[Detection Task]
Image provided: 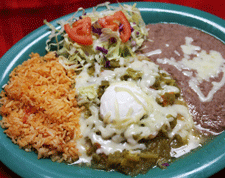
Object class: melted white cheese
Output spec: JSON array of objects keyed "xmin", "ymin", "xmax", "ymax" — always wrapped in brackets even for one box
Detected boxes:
[
  {"xmin": 157, "ymin": 37, "xmax": 225, "ymax": 102},
  {"xmin": 180, "ymin": 37, "xmax": 201, "ymax": 55},
  {"xmin": 171, "ymin": 134, "xmax": 201, "ymax": 158},
  {"xmin": 144, "ymin": 49, "xmax": 162, "ymax": 56},
  {"xmin": 74, "ymin": 56, "xmax": 197, "ymax": 164}
]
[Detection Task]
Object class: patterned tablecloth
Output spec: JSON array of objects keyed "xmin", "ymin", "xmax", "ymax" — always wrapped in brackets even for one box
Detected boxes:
[
  {"xmin": 1, "ymin": 0, "xmax": 225, "ymax": 58},
  {"xmin": 0, "ymin": 0, "xmax": 224, "ymax": 177}
]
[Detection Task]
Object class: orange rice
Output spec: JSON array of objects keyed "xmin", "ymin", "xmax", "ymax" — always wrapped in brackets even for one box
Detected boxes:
[{"xmin": 0, "ymin": 52, "xmax": 81, "ymax": 163}]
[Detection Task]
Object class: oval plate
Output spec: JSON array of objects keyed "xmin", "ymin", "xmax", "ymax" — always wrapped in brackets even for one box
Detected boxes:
[{"xmin": 0, "ymin": 2, "xmax": 225, "ymax": 178}]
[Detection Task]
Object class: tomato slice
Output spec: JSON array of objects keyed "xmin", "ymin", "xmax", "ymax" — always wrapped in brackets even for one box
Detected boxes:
[
  {"xmin": 114, "ymin": 11, "xmax": 131, "ymax": 43},
  {"xmin": 98, "ymin": 15, "xmax": 119, "ymax": 31},
  {"xmin": 98, "ymin": 11, "xmax": 131, "ymax": 43},
  {"xmin": 64, "ymin": 17, "xmax": 93, "ymax": 45}
]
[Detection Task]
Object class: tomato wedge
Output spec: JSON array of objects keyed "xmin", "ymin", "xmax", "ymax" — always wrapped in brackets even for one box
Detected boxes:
[
  {"xmin": 64, "ymin": 17, "xmax": 93, "ymax": 45},
  {"xmin": 98, "ymin": 14, "xmax": 119, "ymax": 31},
  {"xmin": 98, "ymin": 11, "xmax": 131, "ymax": 43},
  {"xmin": 114, "ymin": 11, "xmax": 131, "ymax": 43}
]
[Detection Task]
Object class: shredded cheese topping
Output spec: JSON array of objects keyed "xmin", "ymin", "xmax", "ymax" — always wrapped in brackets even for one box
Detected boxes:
[
  {"xmin": 157, "ymin": 37, "xmax": 225, "ymax": 102},
  {"xmin": 72, "ymin": 56, "xmax": 198, "ymax": 163}
]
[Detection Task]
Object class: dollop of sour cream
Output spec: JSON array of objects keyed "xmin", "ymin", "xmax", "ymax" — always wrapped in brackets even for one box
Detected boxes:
[{"xmin": 100, "ymin": 81, "xmax": 148, "ymax": 125}]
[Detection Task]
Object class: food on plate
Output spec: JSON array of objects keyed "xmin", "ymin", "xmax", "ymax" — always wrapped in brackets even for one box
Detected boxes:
[
  {"xmin": 44, "ymin": 2, "xmax": 148, "ymax": 69},
  {"xmin": 141, "ymin": 23, "xmax": 225, "ymax": 135},
  {"xmin": 0, "ymin": 2, "xmax": 225, "ymax": 177},
  {"xmin": 0, "ymin": 52, "xmax": 81, "ymax": 163},
  {"xmin": 72, "ymin": 54, "xmax": 200, "ymax": 175}
]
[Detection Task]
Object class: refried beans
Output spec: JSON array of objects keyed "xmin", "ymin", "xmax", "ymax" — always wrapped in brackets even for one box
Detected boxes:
[{"xmin": 141, "ymin": 23, "xmax": 225, "ymax": 134}]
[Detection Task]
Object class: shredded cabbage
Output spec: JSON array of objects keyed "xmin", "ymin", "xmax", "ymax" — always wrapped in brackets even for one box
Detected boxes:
[{"xmin": 44, "ymin": 2, "xmax": 148, "ymax": 69}]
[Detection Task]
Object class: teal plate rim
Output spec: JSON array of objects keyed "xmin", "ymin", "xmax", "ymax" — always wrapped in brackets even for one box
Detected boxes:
[{"xmin": 1, "ymin": 2, "xmax": 225, "ymax": 178}]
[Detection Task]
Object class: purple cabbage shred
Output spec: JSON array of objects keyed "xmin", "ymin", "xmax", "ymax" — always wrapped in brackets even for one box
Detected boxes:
[
  {"xmin": 110, "ymin": 37, "xmax": 117, "ymax": 43},
  {"xmin": 131, "ymin": 41, "xmax": 136, "ymax": 46},
  {"xmin": 119, "ymin": 24, "xmax": 124, "ymax": 32},
  {"xmin": 91, "ymin": 26, "xmax": 102, "ymax": 35},
  {"xmin": 105, "ymin": 60, "xmax": 110, "ymax": 68},
  {"xmin": 161, "ymin": 163, "xmax": 169, "ymax": 167},
  {"xmin": 130, "ymin": 26, "xmax": 134, "ymax": 32},
  {"xmin": 55, "ymin": 52, "xmax": 59, "ymax": 58},
  {"xmin": 96, "ymin": 46, "xmax": 108, "ymax": 54}
]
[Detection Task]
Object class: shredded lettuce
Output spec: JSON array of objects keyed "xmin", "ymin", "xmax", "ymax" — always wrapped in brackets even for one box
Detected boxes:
[{"xmin": 44, "ymin": 2, "xmax": 148, "ymax": 70}]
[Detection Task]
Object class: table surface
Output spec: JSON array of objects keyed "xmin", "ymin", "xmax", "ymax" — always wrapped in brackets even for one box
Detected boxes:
[
  {"xmin": 0, "ymin": 0, "xmax": 225, "ymax": 177},
  {"xmin": 1, "ymin": 0, "xmax": 225, "ymax": 58}
]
